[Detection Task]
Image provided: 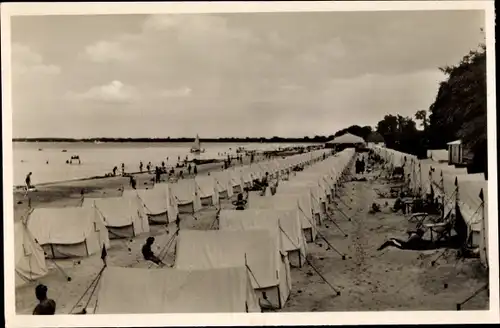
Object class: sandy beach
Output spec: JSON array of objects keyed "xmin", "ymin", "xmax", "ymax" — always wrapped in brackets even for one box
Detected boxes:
[{"xmin": 14, "ymin": 158, "xmax": 488, "ymax": 314}]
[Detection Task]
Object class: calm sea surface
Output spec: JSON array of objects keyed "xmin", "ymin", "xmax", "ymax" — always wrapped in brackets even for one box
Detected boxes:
[{"xmin": 13, "ymin": 142, "xmax": 314, "ymax": 186}]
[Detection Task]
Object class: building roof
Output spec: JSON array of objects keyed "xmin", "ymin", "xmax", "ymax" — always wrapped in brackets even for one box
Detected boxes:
[
  {"xmin": 447, "ymin": 139, "xmax": 462, "ymax": 145},
  {"xmin": 326, "ymin": 133, "xmax": 365, "ymax": 145}
]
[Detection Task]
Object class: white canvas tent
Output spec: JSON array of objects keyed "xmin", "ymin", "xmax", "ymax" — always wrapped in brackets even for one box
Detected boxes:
[
  {"xmin": 227, "ymin": 169, "xmax": 245, "ymax": 194},
  {"xmin": 195, "ymin": 175, "xmax": 220, "ymax": 207},
  {"xmin": 171, "ymin": 179, "xmax": 202, "ymax": 214},
  {"xmin": 94, "ymin": 266, "xmax": 260, "ymax": 313},
  {"xmin": 175, "ymin": 230, "xmax": 291, "ymax": 309},
  {"xmin": 83, "ymin": 195, "xmax": 150, "ymax": 239},
  {"xmin": 27, "ymin": 207, "xmax": 110, "ymax": 259},
  {"xmin": 15, "ymin": 221, "xmax": 49, "ymax": 287},
  {"xmin": 248, "ymin": 193, "xmax": 317, "ymax": 242},
  {"xmin": 427, "ymin": 149, "xmax": 449, "ymax": 163},
  {"xmin": 129, "ymin": 185, "xmax": 178, "ymax": 224},
  {"xmin": 456, "ymin": 176, "xmax": 487, "ymax": 248},
  {"xmin": 219, "ymin": 209, "xmax": 307, "ymax": 268},
  {"xmin": 211, "ymin": 171, "xmax": 234, "ymax": 199},
  {"xmin": 278, "ymin": 181, "xmax": 323, "ymax": 224}
]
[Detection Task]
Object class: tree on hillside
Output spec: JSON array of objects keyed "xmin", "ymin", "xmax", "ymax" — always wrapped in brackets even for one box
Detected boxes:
[
  {"xmin": 376, "ymin": 114, "xmax": 425, "ymax": 156},
  {"xmin": 427, "ymin": 34, "xmax": 487, "ymax": 175}
]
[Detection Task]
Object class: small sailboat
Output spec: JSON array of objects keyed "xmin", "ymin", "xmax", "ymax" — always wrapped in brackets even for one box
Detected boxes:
[{"xmin": 190, "ymin": 134, "xmax": 205, "ymax": 153}]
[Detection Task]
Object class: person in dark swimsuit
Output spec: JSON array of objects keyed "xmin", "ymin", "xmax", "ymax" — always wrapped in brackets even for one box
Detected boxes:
[
  {"xmin": 32, "ymin": 284, "xmax": 56, "ymax": 315},
  {"xmin": 377, "ymin": 229, "xmax": 425, "ymax": 251},
  {"xmin": 377, "ymin": 229, "xmax": 460, "ymax": 251},
  {"xmin": 25, "ymin": 172, "xmax": 33, "ymax": 189},
  {"xmin": 141, "ymin": 237, "xmax": 164, "ymax": 266}
]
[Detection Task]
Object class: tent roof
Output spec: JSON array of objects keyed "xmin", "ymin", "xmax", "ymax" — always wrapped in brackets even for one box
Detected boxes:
[
  {"xmin": 27, "ymin": 207, "xmax": 99, "ymax": 245},
  {"xmin": 15, "ymin": 221, "xmax": 48, "ymax": 285},
  {"xmin": 447, "ymin": 139, "xmax": 462, "ymax": 145},
  {"xmin": 83, "ymin": 196, "xmax": 143, "ymax": 228},
  {"xmin": 175, "ymin": 229, "xmax": 280, "ymax": 289},
  {"xmin": 326, "ymin": 133, "xmax": 365, "ymax": 144},
  {"xmin": 95, "ymin": 266, "xmax": 260, "ymax": 313},
  {"xmin": 427, "ymin": 149, "xmax": 449, "ymax": 162},
  {"xmin": 219, "ymin": 209, "xmax": 305, "ymax": 253}
]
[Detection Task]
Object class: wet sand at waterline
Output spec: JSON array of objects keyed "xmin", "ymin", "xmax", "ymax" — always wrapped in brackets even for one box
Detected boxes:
[{"xmin": 14, "ymin": 165, "xmax": 488, "ymax": 313}]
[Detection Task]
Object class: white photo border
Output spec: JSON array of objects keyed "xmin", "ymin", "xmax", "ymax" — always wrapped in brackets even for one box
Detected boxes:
[{"xmin": 2, "ymin": 1, "xmax": 498, "ymax": 327}]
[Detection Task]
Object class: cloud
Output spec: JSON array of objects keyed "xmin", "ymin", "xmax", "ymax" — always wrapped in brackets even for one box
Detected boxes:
[
  {"xmin": 11, "ymin": 12, "xmax": 484, "ymax": 138},
  {"xmin": 82, "ymin": 40, "xmax": 134, "ymax": 63},
  {"xmin": 12, "ymin": 43, "xmax": 61, "ymax": 76},
  {"xmin": 67, "ymin": 80, "xmax": 138, "ymax": 103},
  {"xmin": 160, "ymin": 87, "xmax": 192, "ymax": 98}
]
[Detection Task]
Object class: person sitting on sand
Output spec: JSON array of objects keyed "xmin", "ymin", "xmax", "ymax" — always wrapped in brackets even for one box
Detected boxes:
[
  {"xmin": 142, "ymin": 237, "xmax": 165, "ymax": 266},
  {"xmin": 232, "ymin": 193, "xmax": 247, "ymax": 210},
  {"xmin": 25, "ymin": 172, "xmax": 33, "ymax": 190},
  {"xmin": 32, "ymin": 284, "xmax": 56, "ymax": 315}
]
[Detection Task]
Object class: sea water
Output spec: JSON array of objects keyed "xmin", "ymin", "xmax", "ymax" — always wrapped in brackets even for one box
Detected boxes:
[{"xmin": 12, "ymin": 142, "xmax": 308, "ymax": 186}]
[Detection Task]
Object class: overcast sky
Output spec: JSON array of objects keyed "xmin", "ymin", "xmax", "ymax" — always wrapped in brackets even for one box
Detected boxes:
[{"xmin": 10, "ymin": 10, "xmax": 484, "ymax": 138}]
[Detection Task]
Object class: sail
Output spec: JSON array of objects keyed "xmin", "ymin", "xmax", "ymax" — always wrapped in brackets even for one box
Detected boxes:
[{"xmin": 192, "ymin": 135, "xmax": 201, "ymax": 151}]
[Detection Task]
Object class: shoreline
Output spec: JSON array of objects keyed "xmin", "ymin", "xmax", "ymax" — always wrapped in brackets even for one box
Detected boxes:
[{"xmin": 13, "ymin": 154, "xmax": 266, "ymax": 214}]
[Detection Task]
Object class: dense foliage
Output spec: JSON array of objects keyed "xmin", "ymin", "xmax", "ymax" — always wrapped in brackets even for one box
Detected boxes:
[{"xmin": 373, "ymin": 38, "xmax": 487, "ymax": 175}]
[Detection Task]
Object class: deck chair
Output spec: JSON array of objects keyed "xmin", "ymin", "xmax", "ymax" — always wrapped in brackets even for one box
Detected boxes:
[
  {"xmin": 408, "ymin": 212, "xmax": 430, "ymax": 229},
  {"xmin": 424, "ymin": 213, "xmax": 454, "ymax": 243}
]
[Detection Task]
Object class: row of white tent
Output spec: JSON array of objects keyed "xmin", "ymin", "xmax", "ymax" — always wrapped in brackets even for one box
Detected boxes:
[
  {"xmin": 93, "ymin": 147, "xmax": 357, "ymax": 313},
  {"xmin": 15, "ymin": 147, "xmax": 357, "ymax": 313},
  {"xmin": 13, "ymin": 152, "xmax": 326, "ymax": 274},
  {"xmin": 371, "ymin": 145, "xmax": 489, "ymax": 269}
]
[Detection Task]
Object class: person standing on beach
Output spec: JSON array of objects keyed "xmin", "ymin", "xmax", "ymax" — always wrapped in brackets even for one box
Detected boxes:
[
  {"xmin": 193, "ymin": 165, "xmax": 197, "ymax": 175},
  {"xmin": 156, "ymin": 167, "xmax": 161, "ymax": 183},
  {"xmin": 25, "ymin": 172, "xmax": 32, "ymax": 190},
  {"xmin": 113, "ymin": 166, "xmax": 117, "ymax": 176},
  {"xmin": 121, "ymin": 163, "xmax": 125, "ymax": 175},
  {"xmin": 129, "ymin": 176, "xmax": 137, "ymax": 189},
  {"xmin": 187, "ymin": 164, "xmax": 192, "ymax": 175},
  {"xmin": 140, "ymin": 161, "xmax": 143, "ymax": 172},
  {"xmin": 32, "ymin": 284, "xmax": 56, "ymax": 315}
]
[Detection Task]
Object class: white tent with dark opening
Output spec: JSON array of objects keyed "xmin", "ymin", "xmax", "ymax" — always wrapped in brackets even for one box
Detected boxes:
[
  {"xmin": 175, "ymin": 229, "xmax": 291, "ymax": 309},
  {"xmin": 195, "ymin": 175, "xmax": 220, "ymax": 207},
  {"xmin": 83, "ymin": 195, "xmax": 150, "ymax": 239},
  {"xmin": 211, "ymin": 171, "xmax": 234, "ymax": 199},
  {"xmin": 248, "ymin": 193, "xmax": 317, "ymax": 243},
  {"xmin": 171, "ymin": 179, "xmax": 202, "ymax": 214},
  {"xmin": 27, "ymin": 207, "xmax": 110, "ymax": 259},
  {"xmin": 129, "ymin": 185, "xmax": 178, "ymax": 224},
  {"xmin": 219, "ymin": 209, "xmax": 306, "ymax": 268}
]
